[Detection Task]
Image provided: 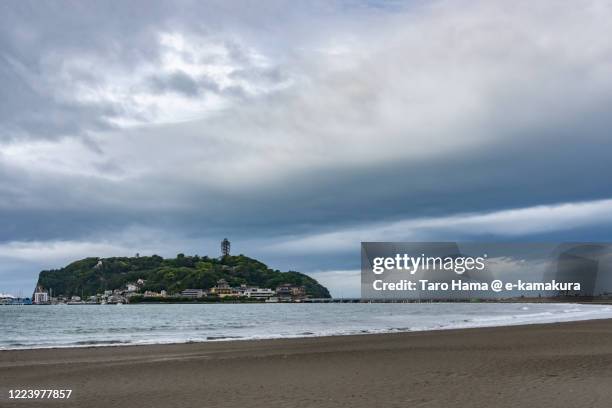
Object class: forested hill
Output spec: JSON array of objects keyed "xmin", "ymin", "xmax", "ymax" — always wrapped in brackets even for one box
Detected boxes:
[{"xmin": 35, "ymin": 254, "xmax": 331, "ymax": 298}]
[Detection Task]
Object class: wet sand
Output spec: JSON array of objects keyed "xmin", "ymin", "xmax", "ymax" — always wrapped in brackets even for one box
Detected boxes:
[{"xmin": 2, "ymin": 319, "xmax": 612, "ymax": 407}]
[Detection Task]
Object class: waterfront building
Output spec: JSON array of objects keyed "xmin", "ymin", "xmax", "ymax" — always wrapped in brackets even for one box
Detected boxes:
[
  {"xmin": 210, "ymin": 279, "xmax": 233, "ymax": 297},
  {"xmin": 33, "ymin": 286, "xmax": 49, "ymax": 304},
  {"xmin": 236, "ymin": 284, "xmax": 249, "ymax": 296},
  {"xmin": 0, "ymin": 295, "xmax": 32, "ymax": 305},
  {"xmin": 107, "ymin": 295, "xmax": 125, "ymax": 304},
  {"xmin": 0, "ymin": 293, "xmax": 15, "ymax": 305},
  {"xmin": 276, "ymin": 284, "xmax": 306, "ymax": 301},
  {"xmin": 245, "ymin": 288, "xmax": 275, "ymax": 299},
  {"xmin": 180, "ymin": 289, "xmax": 206, "ymax": 298}
]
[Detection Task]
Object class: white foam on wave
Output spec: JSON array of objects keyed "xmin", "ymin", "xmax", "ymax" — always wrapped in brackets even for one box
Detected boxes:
[{"xmin": 2, "ymin": 303, "xmax": 612, "ymax": 350}]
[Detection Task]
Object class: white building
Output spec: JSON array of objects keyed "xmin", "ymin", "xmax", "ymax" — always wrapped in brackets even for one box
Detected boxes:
[
  {"xmin": 33, "ymin": 289, "xmax": 49, "ymax": 304},
  {"xmin": 244, "ymin": 288, "xmax": 275, "ymax": 300},
  {"xmin": 0, "ymin": 293, "xmax": 15, "ymax": 305},
  {"xmin": 126, "ymin": 283, "xmax": 138, "ymax": 292}
]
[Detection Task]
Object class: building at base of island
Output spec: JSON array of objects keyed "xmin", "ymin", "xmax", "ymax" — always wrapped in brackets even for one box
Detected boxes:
[
  {"xmin": 173, "ymin": 280, "xmax": 302, "ymax": 302},
  {"xmin": 33, "ymin": 279, "xmax": 309, "ymax": 304}
]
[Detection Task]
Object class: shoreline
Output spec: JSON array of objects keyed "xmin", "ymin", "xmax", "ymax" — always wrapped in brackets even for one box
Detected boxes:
[
  {"xmin": 2, "ymin": 302, "xmax": 612, "ymax": 351},
  {"xmin": 4, "ymin": 317, "xmax": 612, "ymax": 356},
  {"xmin": 11, "ymin": 297, "xmax": 612, "ymax": 306},
  {"xmin": 3, "ymin": 310, "xmax": 612, "ymax": 352},
  {"xmin": 2, "ymin": 319, "xmax": 612, "ymax": 407}
]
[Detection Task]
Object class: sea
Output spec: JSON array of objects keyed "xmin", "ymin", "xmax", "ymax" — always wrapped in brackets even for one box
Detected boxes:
[{"xmin": 1, "ymin": 303, "xmax": 612, "ymax": 350}]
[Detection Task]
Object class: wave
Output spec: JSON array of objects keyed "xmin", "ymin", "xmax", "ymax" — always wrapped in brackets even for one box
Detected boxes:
[
  {"xmin": 206, "ymin": 335, "xmax": 243, "ymax": 341},
  {"xmin": 2, "ymin": 303, "xmax": 612, "ymax": 350},
  {"xmin": 73, "ymin": 340, "xmax": 131, "ymax": 346}
]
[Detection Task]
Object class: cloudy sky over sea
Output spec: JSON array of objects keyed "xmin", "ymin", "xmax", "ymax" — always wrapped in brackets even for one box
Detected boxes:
[{"xmin": 2, "ymin": 0, "xmax": 612, "ymax": 297}]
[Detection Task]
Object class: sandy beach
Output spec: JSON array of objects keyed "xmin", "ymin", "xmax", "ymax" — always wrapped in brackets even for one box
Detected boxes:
[{"xmin": 2, "ymin": 319, "xmax": 612, "ymax": 407}]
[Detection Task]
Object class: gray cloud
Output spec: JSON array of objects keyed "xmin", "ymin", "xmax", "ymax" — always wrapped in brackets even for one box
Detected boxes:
[
  {"xmin": 0, "ymin": 0, "xmax": 310, "ymax": 141},
  {"xmin": 2, "ymin": 0, "xmax": 612, "ymax": 296},
  {"xmin": 148, "ymin": 71, "xmax": 205, "ymax": 97}
]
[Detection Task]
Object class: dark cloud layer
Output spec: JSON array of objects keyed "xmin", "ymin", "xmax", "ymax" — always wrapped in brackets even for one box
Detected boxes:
[{"xmin": 1, "ymin": 0, "xmax": 612, "ymax": 296}]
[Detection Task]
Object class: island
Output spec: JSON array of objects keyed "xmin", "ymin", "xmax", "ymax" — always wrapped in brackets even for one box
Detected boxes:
[{"xmin": 33, "ymin": 244, "xmax": 330, "ymax": 304}]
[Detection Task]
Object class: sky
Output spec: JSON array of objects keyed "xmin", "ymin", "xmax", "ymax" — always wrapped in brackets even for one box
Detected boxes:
[{"xmin": 1, "ymin": 0, "xmax": 612, "ymax": 297}]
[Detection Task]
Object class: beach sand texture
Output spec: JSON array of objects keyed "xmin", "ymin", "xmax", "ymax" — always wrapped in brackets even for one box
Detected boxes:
[{"xmin": 2, "ymin": 319, "xmax": 612, "ymax": 408}]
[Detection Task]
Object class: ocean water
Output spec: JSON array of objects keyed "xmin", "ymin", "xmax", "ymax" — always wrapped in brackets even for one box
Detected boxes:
[{"xmin": 1, "ymin": 303, "xmax": 612, "ymax": 350}]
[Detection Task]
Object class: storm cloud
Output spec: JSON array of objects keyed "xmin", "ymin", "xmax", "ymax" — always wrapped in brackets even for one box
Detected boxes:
[{"xmin": 1, "ymin": 0, "xmax": 612, "ymax": 296}]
